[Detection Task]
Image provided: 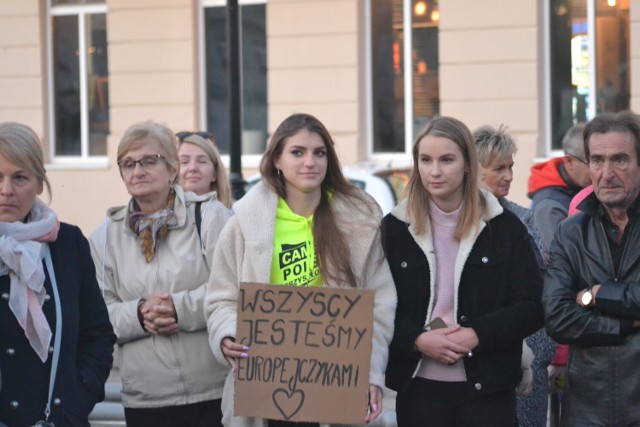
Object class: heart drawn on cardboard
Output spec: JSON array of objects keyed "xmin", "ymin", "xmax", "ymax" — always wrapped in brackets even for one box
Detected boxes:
[{"xmin": 272, "ymin": 388, "xmax": 305, "ymax": 420}]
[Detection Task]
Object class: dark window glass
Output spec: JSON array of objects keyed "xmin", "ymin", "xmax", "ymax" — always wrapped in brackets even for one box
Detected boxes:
[
  {"xmin": 205, "ymin": 4, "xmax": 268, "ymax": 155},
  {"xmin": 87, "ymin": 13, "xmax": 109, "ymax": 155},
  {"xmin": 549, "ymin": 0, "xmax": 629, "ymax": 150},
  {"xmin": 53, "ymin": 15, "xmax": 81, "ymax": 155},
  {"xmin": 412, "ymin": 10, "xmax": 439, "ymax": 135},
  {"xmin": 371, "ymin": 0, "xmax": 402, "ymax": 152},
  {"xmin": 51, "ymin": 10, "xmax": 109, "ymax": 156},
  {"xmin": 371, "ymin": 0, "xmax": 439, "ymax": 153}
]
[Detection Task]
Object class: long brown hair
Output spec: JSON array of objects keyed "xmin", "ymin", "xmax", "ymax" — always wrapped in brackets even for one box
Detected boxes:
[
  {"xmin": 404, "ymin": 116, "xmax": 486, "ymax": 239},
  {"xmin": 260, "ymin": 113, "xmax": 369, "ymax": 287}
]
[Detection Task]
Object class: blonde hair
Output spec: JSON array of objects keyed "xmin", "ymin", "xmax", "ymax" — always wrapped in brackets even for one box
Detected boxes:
[
  {"xmin": 117, "ymin": 120, "xmax": 179, "ymax": 182},
  {"xmin": 473, "ymin": 124, "xmax": 517, "ymax": 168},
  {"xmin": 0, "ymin": 122, "xmax": 51, "ymax": 200},
  {"xmin": 178, "ymin": 134, "xmax": 232, "ymax": 208},
  {"xmin": 404, "ymin": 116, "xmax": 486, "ymax": 239}
]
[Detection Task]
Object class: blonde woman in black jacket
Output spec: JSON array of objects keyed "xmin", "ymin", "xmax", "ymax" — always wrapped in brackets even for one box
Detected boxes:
[{"xmin": 382, "ymin": 116, "xmax": 543, "ymax": 427}]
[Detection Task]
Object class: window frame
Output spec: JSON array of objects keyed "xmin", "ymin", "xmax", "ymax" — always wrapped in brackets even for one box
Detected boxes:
[
  {"xmin": 199, "ymin": 0, "xmax": 267, "ymax": 169},
  {"xmin": 365, "ymin": 0, "xmax": 438, "ymax": 164},
  {"xmin": 46, "ymin": 1, "xmax": 108, "ymax": 168},
  {"xmin": 541, "ymin": 0, "xmax": 627, "ymax": 158}
]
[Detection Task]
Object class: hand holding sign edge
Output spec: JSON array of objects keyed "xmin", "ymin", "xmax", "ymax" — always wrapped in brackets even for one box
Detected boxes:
[{"xmin": 221, "ymin": 336, "xmax": 249, "ymax": 372}]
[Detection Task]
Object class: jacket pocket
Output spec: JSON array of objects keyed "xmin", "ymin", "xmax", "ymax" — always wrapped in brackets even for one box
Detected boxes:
[{"xmin": 461, "ymin": 250, "xmax": 509, "ymax": 307}]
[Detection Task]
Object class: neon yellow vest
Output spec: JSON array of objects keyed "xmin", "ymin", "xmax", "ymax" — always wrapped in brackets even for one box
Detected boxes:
[{"xmin": 269, "ymin": 197, "xmax": 322, "ymax": 286}]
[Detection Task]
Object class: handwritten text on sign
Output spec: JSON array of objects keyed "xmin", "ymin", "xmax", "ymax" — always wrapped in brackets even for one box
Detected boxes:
[{"xmin": 234, "ymin": 283, "xmax": 374, "ymax": 424}]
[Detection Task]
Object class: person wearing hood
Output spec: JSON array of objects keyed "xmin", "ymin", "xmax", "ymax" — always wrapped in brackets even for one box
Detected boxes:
[
  {"xmin": 204, "ymin": 113, "xmax": 397, "ymax": 427},
  {"xmin": 0, "ymin": 122, "xmax": 115, "ymax": 426},
  {"xmin": 89, "ymin": 120, "xmax": 232, "ymax": 427},
  {"xmin": 383, "ymin": 116, "xmax": 543, "ymax": 427},
  {"xmin": 527, "ymin": 123, "xmax": 591, "ymax": 250}
]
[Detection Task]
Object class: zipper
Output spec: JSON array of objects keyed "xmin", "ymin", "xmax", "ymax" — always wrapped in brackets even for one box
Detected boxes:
[{"xmin": 597, "ymin": 221, "xmax": 619, "ymax": 282}]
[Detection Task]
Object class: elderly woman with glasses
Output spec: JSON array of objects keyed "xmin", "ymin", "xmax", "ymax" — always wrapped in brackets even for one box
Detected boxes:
[
  {"xmin": 176, "ymin": 131, "xmax": 232, "ymax": 207},
  {"xmin": 89, "ymin": 120, "xmax": 232, "ymax": 427}
]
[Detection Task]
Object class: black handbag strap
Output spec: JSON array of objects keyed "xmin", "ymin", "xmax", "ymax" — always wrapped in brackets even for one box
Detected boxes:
[{"xmin": 195, "ymin": 201, "xmax": 203, "ymax": 245}]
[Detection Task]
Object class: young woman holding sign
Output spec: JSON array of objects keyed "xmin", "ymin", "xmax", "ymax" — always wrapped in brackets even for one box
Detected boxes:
[
  {"xmin": 204, "ymin": 113, "xmax": 396, "ymax": 427},
  {"xmin": 382, "ymin": 116, "xmax": 544, "ymax": 427}
]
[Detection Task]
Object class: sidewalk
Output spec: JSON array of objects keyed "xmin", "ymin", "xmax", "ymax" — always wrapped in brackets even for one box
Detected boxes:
[
  {"xmin": 91, "ymin": 370, "xmax": 399, "ymax": 427},
  {"xmin": 370, "ymin": 388, "xmax": 397, "ymax": 427}
]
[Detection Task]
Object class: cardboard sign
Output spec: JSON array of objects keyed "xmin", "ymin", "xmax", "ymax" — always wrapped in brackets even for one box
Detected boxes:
[{"xmin": 234, "ymin": 283, "xmax": 374, "ymax": 424}]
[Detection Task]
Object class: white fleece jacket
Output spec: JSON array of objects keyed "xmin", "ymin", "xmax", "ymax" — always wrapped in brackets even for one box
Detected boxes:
[
  {"xmin": 204, "ymin": 181, "xmax": 397, "ymax": 427},
  {"xmin": 90, "ymin": 185, "xmax": 232, "ymax": 408}
]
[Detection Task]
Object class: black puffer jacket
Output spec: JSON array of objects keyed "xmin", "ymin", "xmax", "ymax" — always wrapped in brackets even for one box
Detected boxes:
[{"xmin": 543, "ymin": 192, "xmax": 640, "ymax": 426}]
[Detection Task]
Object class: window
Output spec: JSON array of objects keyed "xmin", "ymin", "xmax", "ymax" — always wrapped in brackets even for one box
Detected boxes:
[
  {"xmin": 202, "ymin": 0, "xmax": 267, "ymax": 155},
  {"xmin": 369, "ymin": 0, "xmax": 439, "ymax": 154},
  {"xmin": 48, "ymin": 0, "xmax": 109, "ymax": 159},
  {"xmin": 548, "ymin": 0, "xmax": 629, "ymax": 150}
]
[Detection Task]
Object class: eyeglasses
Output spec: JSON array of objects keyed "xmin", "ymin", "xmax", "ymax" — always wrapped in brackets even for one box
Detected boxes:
[
  {"xmin": 569, "ymin": 154, "xmax": 588, "ymax": 166},
  {"xmin": 118, "ymin": 154, "xmax": 166, "ymax": 174},
  {"xmin": 176, "ymin": 131, "xmax": 215, "ymax": 143}
]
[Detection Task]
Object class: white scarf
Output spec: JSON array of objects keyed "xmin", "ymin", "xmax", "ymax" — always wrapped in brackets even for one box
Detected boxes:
[{"xmin": 0, "ymin": 200, "xmax": 60, "ymax": 362}]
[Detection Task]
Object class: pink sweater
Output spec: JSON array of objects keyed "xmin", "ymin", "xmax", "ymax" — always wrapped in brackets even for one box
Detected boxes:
[{"xmin": 417, "ymin": 201, "xmax": 466, "ymax": 381}]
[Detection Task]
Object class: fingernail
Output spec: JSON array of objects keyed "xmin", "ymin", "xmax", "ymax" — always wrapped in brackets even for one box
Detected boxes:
[
  {"xmin": 373, "ymin": 404, "xmax": 378, "ymax": 412},
  {"xmin": 240, "ymin": 353, "xmax": 248, "ymax": 358},
  {"xmin": 243, "ymin": 346, "xmax": 250, "ymax": 351}
]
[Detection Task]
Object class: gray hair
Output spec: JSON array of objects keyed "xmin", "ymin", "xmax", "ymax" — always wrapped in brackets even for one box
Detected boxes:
[
  {"xmin": 562, "ymin": 123, "xmax": 587, "ymax": 159},
  {"xmin": 117, "ymin": 120, "xmax": 179, "ymax": 182}
]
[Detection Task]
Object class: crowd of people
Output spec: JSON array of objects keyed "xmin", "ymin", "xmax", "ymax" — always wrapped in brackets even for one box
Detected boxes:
[{"xmin": 1, "ymin": 110, "xmax": 639, "ymax": 427}]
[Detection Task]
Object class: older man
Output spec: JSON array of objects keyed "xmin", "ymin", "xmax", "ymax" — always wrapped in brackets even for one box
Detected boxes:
[{"xmin": 543, "ymin": 110, "xmax": 640, "ymax": 426}]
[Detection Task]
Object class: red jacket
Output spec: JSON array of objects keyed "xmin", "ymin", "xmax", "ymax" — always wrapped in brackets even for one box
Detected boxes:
[{"xmin": 527, "ymin": 157, "xmax": 567, "ymax": 197}]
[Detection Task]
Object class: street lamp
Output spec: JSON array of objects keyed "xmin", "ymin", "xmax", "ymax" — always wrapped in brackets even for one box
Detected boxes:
[{"xmin": 227, "ymin": 0, "xmax": 246, "ymax": 200}]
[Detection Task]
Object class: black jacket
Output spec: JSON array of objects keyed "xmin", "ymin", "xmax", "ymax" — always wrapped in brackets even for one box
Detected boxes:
[
  {"xmin": 543, "ymin": 193, "xmax": 640, "ymax": 425},
  {"xmin": 0, "ymin": 223, "xmax": 116, "ymax": 427},
  {"xmin": 382, "ymin": 194, "xmax": 544, "ymax": 395}
]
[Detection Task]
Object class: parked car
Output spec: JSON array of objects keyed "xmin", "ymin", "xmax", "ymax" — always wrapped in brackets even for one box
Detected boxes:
[
  {"xmin": 343, "ymin": 163, "xmax": 412, "ymax": 209},
  {"xmin": 371, "ymin": 167, "xmax": 412, "ymax": 202}
]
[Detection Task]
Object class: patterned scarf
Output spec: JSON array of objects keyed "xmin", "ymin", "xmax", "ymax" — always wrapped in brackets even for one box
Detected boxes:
[
  {"xmin": 0, "ymin": 200, "xmax": 60, "ymax": 362},
  {"xmin": 129, "ymin": 190, "xmax": 178, "ymax": 263}
]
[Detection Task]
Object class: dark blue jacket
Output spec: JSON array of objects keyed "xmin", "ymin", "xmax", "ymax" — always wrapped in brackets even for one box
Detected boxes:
[{"xmin": 0, "ymin": 223, "xmax": 116, "ymax": 427}]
